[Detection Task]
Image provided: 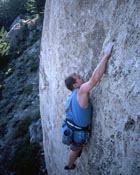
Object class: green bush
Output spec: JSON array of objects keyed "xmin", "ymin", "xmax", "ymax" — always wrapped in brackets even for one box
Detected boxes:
[
  {"xmin": 23, "ymin": 84, "xmax": 33, "ymax": 95},
  {"xmin": 21, "ymin": 102, "xmax": 31, "ymax": 110},
  {"xmin": 9, "ymin": 138, "xmax": 41, "ymax": 175},
  {"xmin": 14, "ymin": 117, "xmax": 32, "ymax": 138},
  {"xmin": 30, "ymin": 62, "xmax": 38, "ymax": 72},
  {"xmin": 0, "ymin": 27, "xmax": 10, "ymax": 56},
  {"xmin": 33, "ymin": 110, "xmax": 40, "ymax": 121},
  {"xmin": 0, "ymin": 0, "xmax": 46, "ymax": 29}
]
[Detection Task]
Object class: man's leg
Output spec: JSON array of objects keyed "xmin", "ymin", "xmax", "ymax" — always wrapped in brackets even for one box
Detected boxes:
[
  {"xmin": 64, "ymin": 143, "xmax": 83, "ymax": 170},
  {"xmin": 68, "ymin": 150, "xmax": 80, "ymax": 168}
]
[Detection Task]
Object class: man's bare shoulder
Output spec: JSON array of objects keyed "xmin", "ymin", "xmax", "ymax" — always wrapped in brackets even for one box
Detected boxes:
[
  {"xmin": 77, "ymin": 88, "xmax": 90, "ymax": 108},
  {"xmin": 78, "ymin": 81, "xmax": 93, "ymax": 94}
]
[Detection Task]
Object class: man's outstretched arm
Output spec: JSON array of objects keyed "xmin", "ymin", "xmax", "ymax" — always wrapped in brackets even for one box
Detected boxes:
[{"xmin": 80, "ymin": 42, "xmax": 114, "ymax": 93}]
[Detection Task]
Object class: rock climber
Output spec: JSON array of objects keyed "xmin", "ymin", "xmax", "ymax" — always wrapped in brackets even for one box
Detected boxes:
[{"xmin": 64, "ymin": 41, "xmax": 114, "ymax": 170}]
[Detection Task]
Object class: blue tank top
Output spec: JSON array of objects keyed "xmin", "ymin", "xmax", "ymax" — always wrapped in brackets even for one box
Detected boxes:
[{"xmin": 65, "ymin": 89, "xmax": 92, "ymax": 127}]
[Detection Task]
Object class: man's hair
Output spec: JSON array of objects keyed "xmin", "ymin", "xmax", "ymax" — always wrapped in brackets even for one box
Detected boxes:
[{"xmin": 65, "ymin": 73, "xmax": 76, "ymax": 91}]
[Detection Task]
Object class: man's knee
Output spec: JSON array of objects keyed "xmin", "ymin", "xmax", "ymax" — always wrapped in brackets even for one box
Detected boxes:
[{"xmin": 70, "ymin": 143, "xmax": 83, "ymax": 153}]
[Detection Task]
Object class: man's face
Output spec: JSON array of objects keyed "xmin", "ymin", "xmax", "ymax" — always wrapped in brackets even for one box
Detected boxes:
[{"xmin": 73, "ymin": 74, "xmax": 84, "ymax": 88}]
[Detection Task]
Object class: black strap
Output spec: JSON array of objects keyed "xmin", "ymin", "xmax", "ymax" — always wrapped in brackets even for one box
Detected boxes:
[{"xmin": 66, "ymin": 118, "xmax": 89, "ymax": 131}]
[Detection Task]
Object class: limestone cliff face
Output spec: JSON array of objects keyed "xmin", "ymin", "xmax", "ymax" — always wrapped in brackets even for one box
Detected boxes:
[{"xmin": 39, "ymin": 1, "xmax": 140, "ymax": 175}]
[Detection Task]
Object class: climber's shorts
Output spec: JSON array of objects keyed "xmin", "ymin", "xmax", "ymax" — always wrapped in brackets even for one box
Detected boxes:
[{"xmin": 70, "ymin": 142, "xmax": 84, "ymax": 152}]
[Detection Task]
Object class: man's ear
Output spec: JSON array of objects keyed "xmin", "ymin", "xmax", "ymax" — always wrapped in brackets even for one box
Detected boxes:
[{"xmin": 73, "ymin": 82, "xmax": 77, "ymax": 88}]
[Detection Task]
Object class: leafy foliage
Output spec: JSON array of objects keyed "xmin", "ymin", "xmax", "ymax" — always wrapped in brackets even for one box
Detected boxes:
[
  {"xmin": 9, "ymin": 136, "xmax": 41, "ymax": 175},
  {"xmin": 0, "ymin": 0, "xmax": 46, "ymax": 29},
  {"xmin": 26, "ymin": 0, "xmax": 38, "ymax": 15},
  {"xmin": 0, "ymin": 27, "xmax": 10, "ymax": 56},
  {"xmin": 0, "ymin": 0, "xmax": 27, "ymax": 29}
]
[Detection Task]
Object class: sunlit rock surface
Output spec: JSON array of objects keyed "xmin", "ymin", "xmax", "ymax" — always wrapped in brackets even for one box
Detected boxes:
[{"xmin": 39, "ymin": 1, "xmax": 140, "ymax": 174}]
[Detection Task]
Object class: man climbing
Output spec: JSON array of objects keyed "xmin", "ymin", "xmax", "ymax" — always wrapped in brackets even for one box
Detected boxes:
[{"xmin": 64, "ymin": 42, "xmax": 114, "ymax": 170}]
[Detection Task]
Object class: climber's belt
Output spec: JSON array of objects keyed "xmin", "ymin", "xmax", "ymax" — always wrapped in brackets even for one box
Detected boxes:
[{"xmin": 66, "ymin": 119, "xmax": 89, "ymax": 131}]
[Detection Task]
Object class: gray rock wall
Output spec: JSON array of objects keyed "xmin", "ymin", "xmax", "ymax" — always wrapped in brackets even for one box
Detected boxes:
[{"xmin": 39, "ymin": 0, "xmax": 140, "ymax": 174}]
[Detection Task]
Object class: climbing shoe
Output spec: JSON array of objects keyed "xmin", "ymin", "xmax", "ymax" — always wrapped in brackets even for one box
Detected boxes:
[{"xmin": 64, "ymin": 164, "xmax": 76, "ymax": 170}]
